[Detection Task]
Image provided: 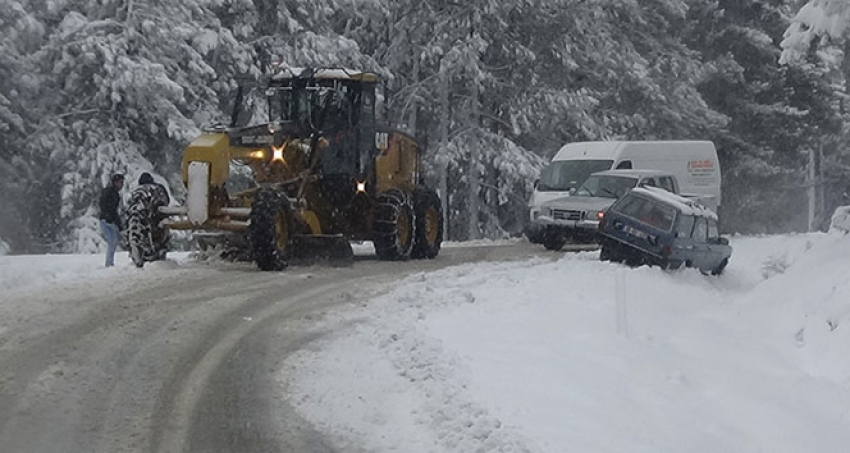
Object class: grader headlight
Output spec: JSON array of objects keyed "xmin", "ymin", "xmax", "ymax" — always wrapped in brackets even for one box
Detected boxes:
[
  {"xmin": 272, "ymin": 145, "xmax": 285, "ymax": 163},
  {"xmin": 248, "ymin": 149, "xmax": 266, "ymax": 160}
]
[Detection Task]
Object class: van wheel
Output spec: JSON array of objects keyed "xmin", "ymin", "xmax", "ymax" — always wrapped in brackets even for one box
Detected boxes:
[{"xmin": 524, "ymin": 224, "xmax": 545, "ymax": 244}]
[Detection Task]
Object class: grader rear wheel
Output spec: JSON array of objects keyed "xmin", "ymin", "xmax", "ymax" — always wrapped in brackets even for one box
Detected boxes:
[
  {"xmin": 372, "ymin": 189, "xmax": 415, "ymax": 261},
  {"xmin": 411, "ymin": 187, "xmax": 443, "ymax": 259},
  {"xmin": 248, "ymin": 188, "xmax": 293, "ymax": 271}
]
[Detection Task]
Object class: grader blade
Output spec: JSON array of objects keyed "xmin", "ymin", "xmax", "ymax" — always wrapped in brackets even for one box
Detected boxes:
[
  {"xmin": 193, "ymin": 232, "xmax": 251, "ymax": 261},
  {"xmin": 287, "ymin": 235, "xmax": 354, "ymax": 266}
]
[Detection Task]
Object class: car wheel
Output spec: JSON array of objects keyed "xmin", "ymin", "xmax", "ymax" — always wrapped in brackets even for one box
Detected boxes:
[
  {"xmin": 711, "ymin": 258, "xmax": 728, "ymax": 276},
  {"xmin": 664, "ymin": 259, "xmax": 684, "ymax": 271},
  {"xmin": 618, "ymin": 247, "xmax": 641, "ymax": 267},
  {"xmin": 600, "ymin": 245, "xmax": 614, "ymax": 261}
]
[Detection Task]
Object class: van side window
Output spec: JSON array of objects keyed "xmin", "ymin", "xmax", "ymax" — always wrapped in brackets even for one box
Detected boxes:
[
  {"xmin": 708, "ymin": 219, "xmax": 719, "ymax": 240},
  {"xmin": 676, "ymin": 215, "xmax": 695, "ymax": 238},
  {"xmin": 693, "ymin": 218, "xmax": 708, "ymax": 242},
  {"xmin": 616, "ymin": 160, "xmax": 632, "ymax": 169},
  {"xmin": 659, "ymin": 177, "xmax": 675, "ymax": 193}
]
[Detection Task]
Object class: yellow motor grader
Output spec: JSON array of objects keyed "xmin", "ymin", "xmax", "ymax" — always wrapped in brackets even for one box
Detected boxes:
[{"xmin": 128, "ymin": 68, "xmax": 443, "ymax": 270}]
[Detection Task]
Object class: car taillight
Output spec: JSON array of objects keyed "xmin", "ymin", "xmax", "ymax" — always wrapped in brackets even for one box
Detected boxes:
[
  {"xmin": 597, "ymin": 210, "xmax": 605, "ymax": 220},
  {"xmin": 662, "ymin": 245, "xmax": 672, "ymax": 257}
]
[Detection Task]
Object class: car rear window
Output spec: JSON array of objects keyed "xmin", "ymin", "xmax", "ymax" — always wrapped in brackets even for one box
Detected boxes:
[
  {"xmin": 677, "ymin": 215, "xmax": 695, "ymax": 237},
  {"xmin": 612, "ymin": 194, "xmax": 677, "ymax": 231}
]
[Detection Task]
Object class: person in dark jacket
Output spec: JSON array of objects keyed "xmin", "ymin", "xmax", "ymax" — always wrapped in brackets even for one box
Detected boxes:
[{"xmin": 99, "ymin": 173, "xmax": 124, "ymax": 267}]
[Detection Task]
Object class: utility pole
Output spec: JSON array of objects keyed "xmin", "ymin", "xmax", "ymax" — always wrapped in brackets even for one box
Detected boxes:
[
  {"xmin": 466, "ymin": 8, "xmax": 481, "ymax": 241},
  {"xmin": 807, "ymin": 147, "xmax": 823, "ymax": 232},
  {"xmin": 808, "ymin": 148, "xmax": 815, "ymax": 231},
  {"xmin": 467, "ymin": 78, "xmax": 480, "ymax": 240},
  {"xmin": 438, "ymin": 70, "xmax": 450, "ymax": 239}
]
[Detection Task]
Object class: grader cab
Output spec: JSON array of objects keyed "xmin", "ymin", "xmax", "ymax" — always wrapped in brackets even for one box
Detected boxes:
[{"xmin": 127, "ymin": 68, "xmax": 443, "ymax": 270}]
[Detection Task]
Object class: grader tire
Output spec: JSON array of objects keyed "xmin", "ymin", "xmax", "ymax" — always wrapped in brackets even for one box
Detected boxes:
[
  {"xmin": 373, "ymin": 189, "xmax": 415, "ymax": 261},
  {"xmin": 248, "ymin": 189, "xmax": 293, "ymax": 271},
  {"xmin": 127, "ymin": 185, "xmax": 170, "ymax": 268},
  {"xmin": 411, "ymin": 187, "xmax": 443, "ymax": 259}
]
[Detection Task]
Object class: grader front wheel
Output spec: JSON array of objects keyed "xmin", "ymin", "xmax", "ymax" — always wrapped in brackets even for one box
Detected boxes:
[
  {"xmin": 373, "ymin": 189, "xmax": 415, "ymax": 261},
  {"xmin": 248, "ymin": 188, "xmax": 293, "ymax": 271}
]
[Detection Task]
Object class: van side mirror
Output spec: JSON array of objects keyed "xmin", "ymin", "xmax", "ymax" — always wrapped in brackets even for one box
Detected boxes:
[
  {"xmin": 719, "ymin": 237, "xmax": 729, "ymax": 246},
  {"xmin": 569, "ymin": 187, "xmax": 577, "ymax": 195}
]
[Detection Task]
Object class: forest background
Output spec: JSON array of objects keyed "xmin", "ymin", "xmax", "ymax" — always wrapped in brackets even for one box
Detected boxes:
[{"xmin": 1, "ymin": 0, "xmax": 849, "ymax": 254}]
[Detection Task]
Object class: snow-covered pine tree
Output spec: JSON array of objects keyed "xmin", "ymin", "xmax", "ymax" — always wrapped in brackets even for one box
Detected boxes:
[
  {"xmin": 781, "ymin": 0, "xmax": 850, "ymax": 229},
  {"xmin": 0, "ymin": 1, "xmax": 43, "ymax": 252},
  {"xmin": 19, "ymin": 0, "xmax": 258, "ymax": 252},
  {"xmin": 687, "ymin": 0, "xmax": 845, "ymax": 233}
]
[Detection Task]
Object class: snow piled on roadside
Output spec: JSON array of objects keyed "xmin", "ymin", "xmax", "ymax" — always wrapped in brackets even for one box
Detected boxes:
[
  {"xmin": 282, "ymin": 259, "xmax": 552, "ymax": 452},
  {"xmin": 282, "ymin": 232, "xmax": 850, "ymax": 453},
  {"xmin": 0, "ymin": 251, "xmax": 191, "ymax": 295}
]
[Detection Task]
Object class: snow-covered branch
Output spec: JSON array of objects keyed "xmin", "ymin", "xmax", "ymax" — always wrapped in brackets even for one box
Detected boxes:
[{"xmin": 781, "ymin": 0, "xmax": 850, "ymax": 64}]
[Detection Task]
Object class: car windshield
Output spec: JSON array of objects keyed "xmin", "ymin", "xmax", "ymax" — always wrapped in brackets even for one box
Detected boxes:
[
  {"xmin": 537, "ymin": 160, "xmax": 613, "ymax": 192},
  {"xmin": 576, "ymin": 175, "xmax": 637, "ymax": 198}
]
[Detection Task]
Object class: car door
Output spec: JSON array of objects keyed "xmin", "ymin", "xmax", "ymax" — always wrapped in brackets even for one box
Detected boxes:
[
  {"xmin": 706, "ymin": 219, "xmax": 725, "ymax": 268},
  {"xmin": 691, "ymin": 217, "xmax": 710, "ymax": 269},
  {"xmin": 674, "ymin": 214, "xmax": 696, "ymax": 263}
]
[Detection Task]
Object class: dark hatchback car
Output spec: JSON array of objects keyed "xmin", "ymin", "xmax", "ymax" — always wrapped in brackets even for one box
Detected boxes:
[{"xmin": 597, "ymin": 187, "xmax": 732, "ymax": 275}]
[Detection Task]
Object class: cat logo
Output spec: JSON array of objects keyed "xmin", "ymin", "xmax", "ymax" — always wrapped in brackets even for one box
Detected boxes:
[{"xmin": 375, "ymin": 132, "xmax": 389, "ymax": 151}]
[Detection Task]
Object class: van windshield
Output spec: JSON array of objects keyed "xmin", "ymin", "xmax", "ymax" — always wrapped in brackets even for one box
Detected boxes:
[
  {"xmin": 576, "ymin": 175, "xmax": 637, "ymax": 198},
  {"xmin": 537, "ymin": 160, "xmax": 613, "ymax": 192}
]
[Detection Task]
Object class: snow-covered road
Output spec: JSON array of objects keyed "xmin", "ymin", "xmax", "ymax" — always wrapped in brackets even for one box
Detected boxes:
[
  {"xmin": 0, "ymin": 242, "xmax": 543, "ymax": 453},
  {"xmin": 2, "ymin": 234, "xmax": 850, "ymax": 453}
]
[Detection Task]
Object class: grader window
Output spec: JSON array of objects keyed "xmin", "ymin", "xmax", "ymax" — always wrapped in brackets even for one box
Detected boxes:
[{"xmin": 266, "ymin": 87, "xmax": 292, "ymax": 123}]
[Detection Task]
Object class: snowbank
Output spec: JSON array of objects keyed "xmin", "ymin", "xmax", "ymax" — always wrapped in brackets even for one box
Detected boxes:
[
  {"xmin": 0, "ymin": 251, "xmax": 192, "ymax": 294},
  {"xmin": 829, "ymin": 205, "xmax": 850, "ymax": 233},
  {"xmin": 283, "ymin": 233, "xmax": 850, "ymax": 453}
]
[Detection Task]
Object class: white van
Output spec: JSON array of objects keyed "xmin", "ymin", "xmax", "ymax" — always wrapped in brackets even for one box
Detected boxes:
[{"xmin": 527, "ymin": 141, "xmax": 721, "ymax": 242}]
